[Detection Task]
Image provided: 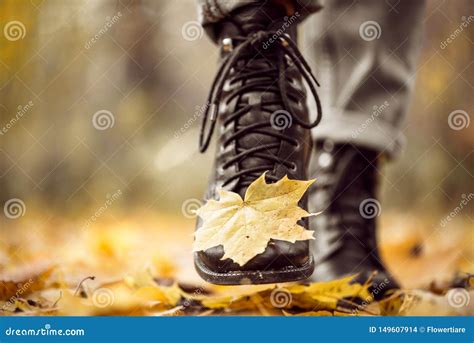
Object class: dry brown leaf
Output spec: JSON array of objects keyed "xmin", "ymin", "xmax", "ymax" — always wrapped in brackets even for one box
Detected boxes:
[
  {"xmin": 0, "ymin": 280, "xmax": 20, "ymax": 302},
  {"xmin": 193, "ymin": 173, "xmax": 316, "ymax": 266},
  {"xmin": 0, "ymin": 266, "xmax": 55, "ymax": 301}
]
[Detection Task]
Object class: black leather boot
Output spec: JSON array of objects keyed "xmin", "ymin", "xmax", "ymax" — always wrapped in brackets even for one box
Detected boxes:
[
  {"xmin": 194, "ymin": 4, "xmax": 322, "ymax": 285},
  {"xmin": 309, "ymin": 141, "xmax": 399, "ymax": 298}
]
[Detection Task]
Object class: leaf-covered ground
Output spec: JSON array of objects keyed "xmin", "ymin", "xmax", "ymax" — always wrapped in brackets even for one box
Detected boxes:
[{"xmin": 1, "ymin": 211, "xmax": 472, "ymax": 316}]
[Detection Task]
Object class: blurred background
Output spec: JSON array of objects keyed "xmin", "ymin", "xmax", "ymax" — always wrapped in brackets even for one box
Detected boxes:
[{"xmin": 0, "ymin": 0, "xmax": 472, "ymax": 289}]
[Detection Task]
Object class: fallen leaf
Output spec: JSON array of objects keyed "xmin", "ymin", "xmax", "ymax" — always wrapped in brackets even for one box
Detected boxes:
[
  {"xmin": 193, "ymin": 173, "xmax": 316, "ymax": 266},
  {"xmin": 283, "ymin": 310, "xmax": 334, "ymax": 316},
  {"xmin": 287, "ymin": 275, "xmax": 372, "ymax": 310},
  {"xmin": 194, "ymin": 276, "xmax": 372, "ymax": 314},
  {"xmin": 387, "ymin": 290, "xmax": 474, "ymax": 316},
  {"xmin": 0, "ymin": 266, "xmax": 55, "ymax": 301},
  {"xmin": 2, "ymin": 210, "xmax": 472, "ymax": 317}
]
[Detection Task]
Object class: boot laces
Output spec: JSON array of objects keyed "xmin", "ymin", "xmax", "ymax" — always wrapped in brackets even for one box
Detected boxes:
[{"xmin": 199, "ymin": 31, "xmax": 322, "ymax": 187}]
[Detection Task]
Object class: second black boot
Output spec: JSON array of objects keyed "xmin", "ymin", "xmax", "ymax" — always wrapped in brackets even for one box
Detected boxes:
[
  {"xmin": 309, "ymin": 141, "xmax": 399, "ymax": 298},
  {"xmin": 194, "ymin": 4, "xmax": 322, "ymax": 285}
]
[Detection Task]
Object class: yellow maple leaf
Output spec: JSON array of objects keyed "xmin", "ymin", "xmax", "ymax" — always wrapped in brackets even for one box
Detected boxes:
[{"xmin": 193, "ymin": 173, "xmax": 317, "ymax": 266}]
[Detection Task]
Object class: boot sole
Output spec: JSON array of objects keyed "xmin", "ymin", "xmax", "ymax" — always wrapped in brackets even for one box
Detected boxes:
[{"xmin": 194, "ymin": 254, "xmax": 314, "ymax": 285}]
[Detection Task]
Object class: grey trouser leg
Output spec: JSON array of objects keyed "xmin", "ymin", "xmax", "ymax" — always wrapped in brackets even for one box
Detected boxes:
[
  {"xmin": 302, "ymin": 0, "xmax": 426, "ymax": 158},
  {"xmin": 196, "ymin": 0, "xmax": 425, "ymax": 158}
]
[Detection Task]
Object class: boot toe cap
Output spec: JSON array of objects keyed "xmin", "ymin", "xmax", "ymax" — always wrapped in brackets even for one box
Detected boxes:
[{"xmin": 197, "ymin": 239, "xmax": 311, "ymax": 273}]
